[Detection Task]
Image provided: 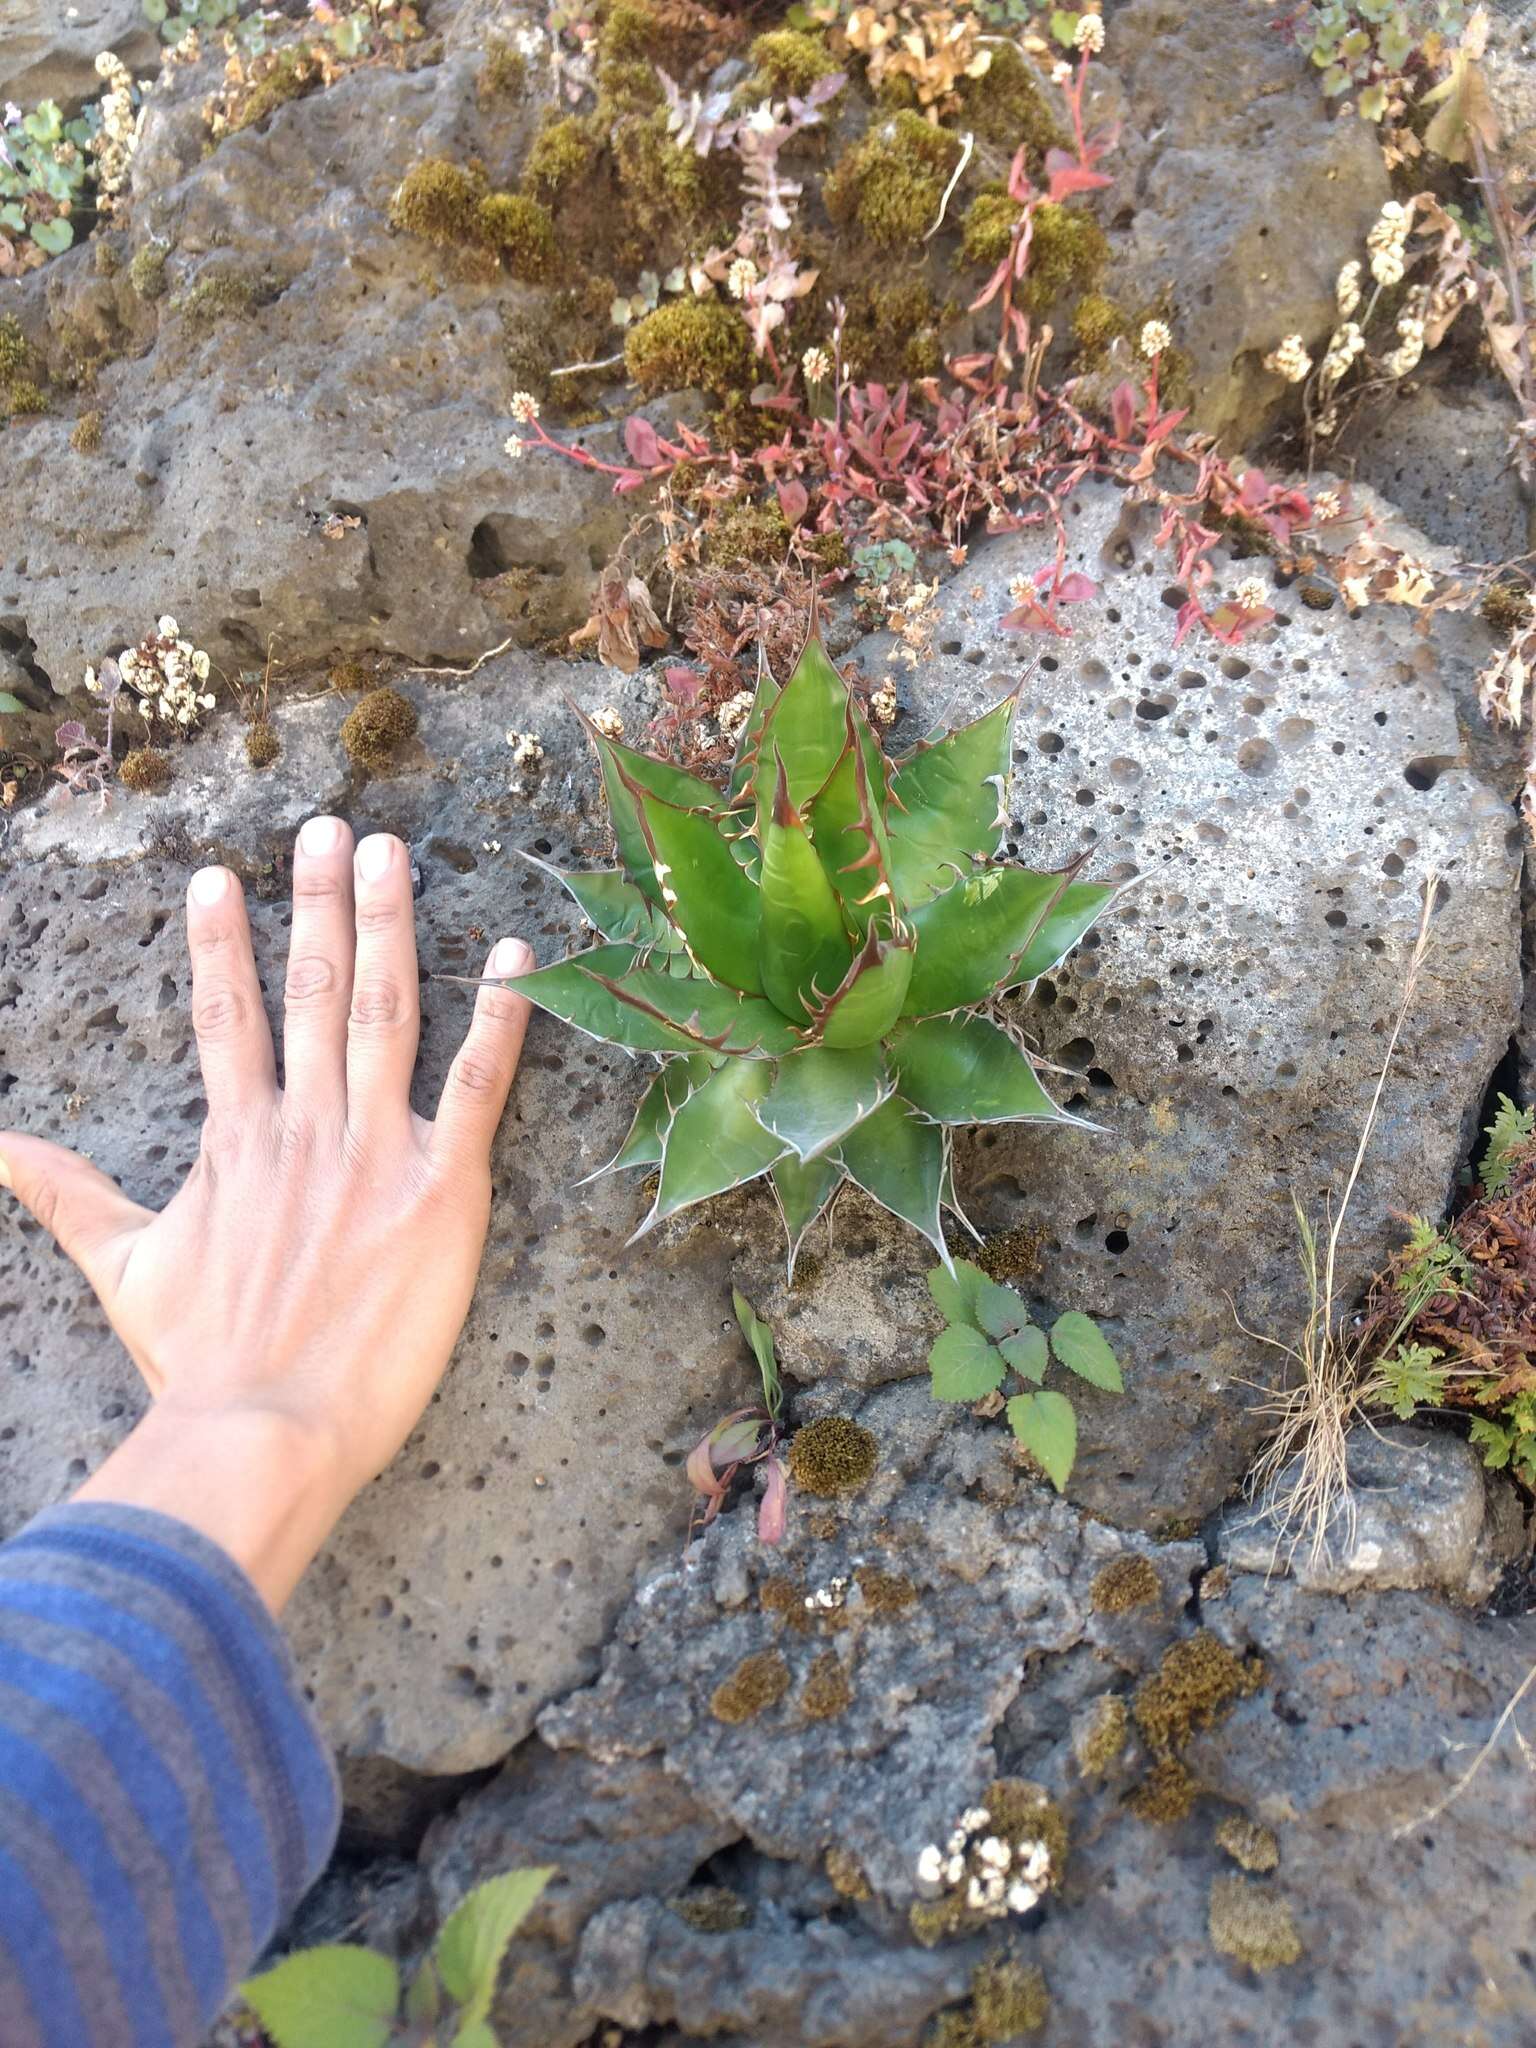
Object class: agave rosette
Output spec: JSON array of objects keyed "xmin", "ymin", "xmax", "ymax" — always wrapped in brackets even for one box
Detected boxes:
[{"xmin": 508, "ymin": 621, "xmax": 1117, "ymax": 1275}]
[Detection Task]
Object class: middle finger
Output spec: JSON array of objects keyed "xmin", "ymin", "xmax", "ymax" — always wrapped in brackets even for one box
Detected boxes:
[
  {"xmin": 346, "ymin": 832, "xmax": 420, "ymax": 1132},
  {"xmin": 281, "ymin": 814, "xmax": 356, "ymax": 1110}
]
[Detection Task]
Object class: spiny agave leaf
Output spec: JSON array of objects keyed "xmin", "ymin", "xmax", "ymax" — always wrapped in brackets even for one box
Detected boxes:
[
  {"xmin": 587, "ymin": 720, "xmax": 721, "ymax": 904},
  {"xmin": 837, "ymin": 1095, "xmax": 951, "ymax": 1270},
  {"xmin": 807, "ymin": 708, "xmax": 896, "ymax": 936},
  {"xmin": 754, "ymin": 1044, "xmax": 893, "ymax": 1162},
  {"xmin": 1006, "ymin": 1388, "xmax": 1076, "ymax": 1491},
  {"xmin": 902, "ymin": 862, "xmax": 1084, "ymax": 1016},
  {"xmin": 1012, "ymin": 877, "xmax": 1121, "ymax": 983},
  {"xmin": 771, "ymin": 1151, "xmax": 845, "ymax": 1282},
  {"xmin": 754, "ymin": 620, "xmax": 850, "ymax": 829},
  {"xmin": 758, "ymin": 754, "xmax": 857, "ymax": 1023},
  {"xmin": 634, "ymin": 1058, "xmax": 790, "ymax": 1236},
  {"xmin": 619, "ymin": 763, "xmax": 764, "ymax": 994},
  {"xmin": 939, "ymin": 1139, "xmax": 983, "ymax": 1241},
  {"xmin": 515, "ymin": 852, "xmax": 681, "ymax": 950},
  {"xmin": 726, "ymin": 655, "xmax": 781, "ymax": 806},
  {"xmin": 508, "ymin": 947, "xmax": 798, "ymax": 1055},
  {"xmin": 885, "ymin": 688, "xmax": 1018, "ymax": 905},
  {"xmin": 813, "ymin": 921, "xmax": 916, "ymax": 1049},
  {"xmin": 888, "ymin": 1014, "xmax": 1072, "ymax": 1125},
  {"xmin": 580, "ymin": 1054, "xmax": 716, "ymax": 1181}
]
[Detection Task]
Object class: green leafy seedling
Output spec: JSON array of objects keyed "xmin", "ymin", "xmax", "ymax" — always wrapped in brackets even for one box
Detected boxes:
[
  {"xmin": 240, "ymin": 1865, "xmax": 554, "ymax": 2048},
  {"xmin": 925, "ymin": 1258, "xmax": 1123, "ymax": 1490},
  {"xmin": 502, "ymin": 614, "xmax": 1118, "ymax": 1276}
]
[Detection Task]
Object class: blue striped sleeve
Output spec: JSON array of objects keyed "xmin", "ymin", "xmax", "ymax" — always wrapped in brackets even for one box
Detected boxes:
[{"xmin": 0, "ymin": 1502, "xmax": 341, "ymax": 2048}]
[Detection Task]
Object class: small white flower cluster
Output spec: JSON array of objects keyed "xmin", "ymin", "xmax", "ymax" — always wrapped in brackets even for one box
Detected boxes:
[
  {"xmin": 869, "ymin": 683, "xmax": 897, "ymax": 726},
  {"xmin": 1233, "ymin": 575, "xmax": 1269, "ymax": 613},
  {"xmin": 87, "ymin": 616, "xmax": 214, "ymax": 729},
  {"xmin": 1335, "ymin": 259, "xmax": 1362, "ymax": 320},
  {"xmin": 506, "ymin": 729, "xmax": 544, "ymax": 769},
  {"xmin": 716, "ymin": 688, "xmax": 756, "ymax": 741},
  {"xmin": 90, "ymin": 52, "xmax": 141, "ymax": 213},
  {"xmin": 1318, "ymin": 319, "xmax": 1365, "ymax": 389},
  {"xmin": 1366, "ymin": 200, "xmax": 1410, "ymax": 287},
  {"xmin": 589, "ymin": 705, "xmax": 625, "ymax": 740},
  {"xmin": 1381, "ymin": 286, "xmax": 1428, "ymax": 380},
  {"xmin": 509, "ymin": 391, "xmax": 541, "ymax": 425},
  {"xmin": 803, "ymin": 1574, "xmax": 849, "ymax": 1613},
  {"xmin": 1050, "ymin": 58, "xmax": 1073, "ymax": 86},
  {"xmin": 1311, "ymin": 486, "xmax": 1343, "ymax": 522},
  {"xmin": 727, "ymin": 255, "xmax": 759, "ymax": 301},
  {"xmin": 1138, "ymin": 319, "xmax": 1172, "ymax": 360},
  {"xmin": 1263, "ymin": 333, "xmax": 1312, "ymax": 384},
  {"xmin": 1074, "ymin": 12, "xmax": 1105, "ymax": 53},
  {"xmin": 802, "ymin": 345, "xmax": 832, "ymax": 384},
  {"xmin": 915, "ymin": 1804, "xmax": 1054, "ymax": 1920},
  {"xmin": 504, "ymin": 433, "xmax": 526, "ymax": 461}
]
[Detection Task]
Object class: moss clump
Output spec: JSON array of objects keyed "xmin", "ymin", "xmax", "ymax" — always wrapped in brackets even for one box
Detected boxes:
[
  {"xmin": 961, "ymin": 42, "xmax": 1064, "ymax": 155},
  {"xmin": 787, "ymin": 1416, "xmax": 879, "ymax": 1498},
  {"xmin": 1126, "ymin": 1754, "xmax": 1199, "ymax": 1823},
  {"xmin": 389, "ymin": 158, "xmax": 485, "ymax": 246},
  {"xmin": 985, "ymin": 1779, "xmax": 1068, "ymax": 1877},
  {"xmin": 1091, "ymin": 1554, "xmax": 1162, "ymax": 1615},
  {"xmin": 69, "ymin": 409, "xmax": 102, "ymax": 454},
  {"xmin": 910, "ymin": 1895, "xmax": 968, "ymax": 1948},
  {"xmin": 329, "ymin": 656, "xmax": 373, "ymax": 693},
  {"xmin": 1075, "ymin": 1693, "xmax": 1128, "ymax": 1775},
  {"xmin": 232, "ymin": 45, "xmax": 319, "ymax": 132},
  {"xmin": 0, "ymin": 316, "xmax": 29, "ymax": 380},
  {"xmin": 855, "ymin": 1565, "xmax": 917, "ymax": 1616},
  {"xmin": 601, "ymin": 0, "xmax": 662, "ymax": 62},
  {"xmin": 971, "ymin": 1956, "xmax": 1050, "ymax": 2040},
  {"xmin": 95, "ymin": 238, "xmax": 122, "ymax": 276},
  {"xmin": 707, "ymin": 500, "xmax": 792, "ymax": 567},
  {"xmin": 1483, "ymin": 580, "xmax": 1532, "ymax": 634},
  {"xmin": 339, "ymin": 687, "xmax": 418, "ymax": 772},
  {"xmin": 829, "ymin": 273, "xmax": 945, "ymax": 385},
  {"xmin": 1072, "ymin": 289, "xmax": 1131, "ymax": 358},
  {"xmin": 245, "ymin": 719, "xmax": 280, "ymax": 769},
  {"xmin": 710, "ymin": 1648, "xmax": 790, "ymax": 1724},
  {"xmin": 130, "ymin": 243, "xmax": 169, "ymax": 301},
  {"xmin": 479, "ymin": 37, "xmax": 527, "ymax": 101},
  {"xmin": 1019, "ymin": 201, "xmax": 1108, "ymax": 312},
  {"xmin": 476, "ymin": 192, "xmax": 557, "ymax": 281},
  {"xmin": 625, "ymin": 299, "xmax": 755, "ymax": 400},
  {"xmin": 1133, "ymin": 1632, "xmax": 1264, "ymax": 1756},
  {"xmin": 800, "ymin": 1649, "xmax": 853, "ymax": 1721},
  {"xmin": 1208, "ymin": 1875, "xmax": 1302, "ymax": 1971},
  {"xmin": 522, "ymin": 114, "xmax": 600, "ymax": 198},
  {"xmin": 961, "ymin": 190, "xmax": 1022, "ymax": 267},
  {"xmin": 176, "ymin": 271, "xmax": 259, "ymax": 329},
  {"xmin": 1215, "ymin": 1814, "xmax": 1279, "ymax": 1874},
  {"xmin": 973, "ymin": 1224, "xmax": 1045, "ymax": 1282},
  {"xmin": 669, "ymin": 1885, "xmax": 750, "ymax": 1932},
  {"xmin": 824, "ymin": 1846, "xmax": 870, "ymax": 1899},
  {"xmin": 120, "ymin": 748, "xmax": 173, "ymax": 794},
  {"xmin": 612, "ymin": 110, "xmax": 738, "ymax": 246},
  {"xmin": 758, "ymin": 1575, "xmax": 816, "ymax": 1635},
  {"xmin": 825, "ymin": 112, "xmax": 962, "ymax": 249},
  {"xmin": 750, "ymin": 28, "xmax": 840, "ymax": 96},
  {"xmin": 3, "ymin": 379, "xmax": 47, "ymax": 417}
]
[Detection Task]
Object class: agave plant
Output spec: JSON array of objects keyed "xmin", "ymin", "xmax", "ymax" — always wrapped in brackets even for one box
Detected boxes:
[{"xmin": 507, "ymin": 620, "xmax": 1116, "ymax": 1276}]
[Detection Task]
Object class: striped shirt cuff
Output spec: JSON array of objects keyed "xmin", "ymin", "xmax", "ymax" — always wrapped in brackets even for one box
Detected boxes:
[{"xmin": 0, "ymin": 1501, "xmax": 340, "ymax": 2048}]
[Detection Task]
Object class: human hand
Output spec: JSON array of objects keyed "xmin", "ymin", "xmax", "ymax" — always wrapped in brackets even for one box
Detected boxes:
[{"xmin": 0, "ymin": 818, "xmax": 532, "ymax": 1609}]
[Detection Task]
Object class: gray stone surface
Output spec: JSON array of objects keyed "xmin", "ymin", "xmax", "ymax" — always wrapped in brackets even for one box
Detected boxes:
[
  {"xmin": 1220, "ymin": 1424, "xmax": 1521, "ymax": 1602},
  {"xmin": 0, "ymin": 0, "xmax": 158, "ymax": 110},
  {"xmin": 1346, "ymin": 370, "xmax": 1535, "ymax": 564}
]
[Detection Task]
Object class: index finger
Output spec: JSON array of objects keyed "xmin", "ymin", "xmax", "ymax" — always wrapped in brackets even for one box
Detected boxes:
[{"xmin": 428, "ymin": 938, "xmax": 533, "ymax": 1177}]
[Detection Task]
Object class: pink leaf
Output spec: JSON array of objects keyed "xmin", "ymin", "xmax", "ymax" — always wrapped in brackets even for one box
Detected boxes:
[
  {"xmin": 757, "ymin": 1456, "xmax": 787, "ymax": 1545},
  {"xmin": 612, "ymin": 469, "xmax": 650, "ymax": 494},
  {"xmin": 686, "ymin": 1432, "xmax": 724, "ymax": 1502},
  {"xmin": 664, "ymin": 664, "xmax": 706, "ymax": 706},
  {"xmin": 777, "ymin": 478, "xmax": 809, "ymax": 523},
  {"xmin": 624, "ymin": 415, "xmax": 661, "ymax": 467},
  {"xmin": 1055, "ymin": 571, "xmax": 1100, "ymax": 604},
  {"xmin": 1110, "ymin": 382, "xmax": 1138, "ymax": 442}
]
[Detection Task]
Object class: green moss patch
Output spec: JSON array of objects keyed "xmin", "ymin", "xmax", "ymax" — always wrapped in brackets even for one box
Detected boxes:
[
  {"xmin": 787, "ymin": 1415, "xmax": 879, "ymax": 1497},
  {"xmin": 710, "ymin": 1648, "xmax": 790, "ymax": 1723},
  {"xmin": 1090, "ymin": 1554, "xmax": 1162, "ymax": 1615},
  {"xmin": 1133, "ymin": 1631, "xmax": 1263, "ymax": 1756},
  {"xmin": 799, "ymin": 1649, "xmax": 853, "ymax": 1721},
  {"xmin": 120, "ymin": 746, "xmax": 172, "ymax": 794},
  {"xmin": 339, "ymin": 687, "xmax": 418, "ymax": 772},
  {"xmin": 669, "ymin": 1885, "xmax": 750, "ymax": 1931},
  {"xmin": 1208, "ymin": 1875, "xmax": 1302, "ymax": 1971},
  {"xmin": 625, "ymin": 298, "xmax": 755, "ymax": 399},
  {"xmin": 749, "ymin": 28, "xmax": 840, "ymax": 97},
  {"xmin": 826, "ymin": 111, "xmax": 963, "ymax": 249}
]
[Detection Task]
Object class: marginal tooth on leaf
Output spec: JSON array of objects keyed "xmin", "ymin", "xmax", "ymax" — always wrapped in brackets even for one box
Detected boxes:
[
  {"xmin": 984, "ymin": 772, "xmax": 1010, "ymax": 834},
  {"xmin": 854, "ymin": 880, "xmax": 893, "ymax": 907}
]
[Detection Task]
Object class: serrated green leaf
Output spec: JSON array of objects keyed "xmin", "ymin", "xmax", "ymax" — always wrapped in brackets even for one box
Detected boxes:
[
  {"xmin": 591, "ymin": 727, "xmax": 721, "ymax": 904},
  {"xmin": 755, "ymin": 624, "xmax": 849, "ymax": 828},
  {"xmin": 641, "ymin": 1057, "xmax": 790, "ymax": 1231},
  {"xmin": 904, "ymin": 865, "xmax": 1074, "ymax": 1015},
  {"xmin": 1006, "ymin": 1389, "xmax": 1077, "ymax": 1490},
  {"xmin": 239, "ymin": 1946, "xmax": 399, "ymax": 2048},
  {"xmin": 888, "ymin": 1014, "xmax": 1067, "ymax": 1125},
  {"xmin": 625, "ymin": 774, "xmax": 763, "ymax": 993},
  {"xmin": 975, "ymin": 1276, "xmax": 1031, "ymax": 1340},
  {"xmin": 838, "ymin": 1095, "xmax": 949, "ymax": 1266},
  {"xmin": 1011, "ymin": 878, "xmax": 1117, "ymax": 982},
  {"xmin": 758, "ymin": 752, "xmax": 856, "ymax": 1022},
  {"xmin": 807, "ymin": 709, "xmax": 895, "ymax": 936},
  {"xmin": 437, "ymin": 1868, "xmax": 554, "ymax": 2028},
  {"xmin": 726, "ymin": 659, "xmax": 781, "ymax": 805},
  {"xmin": 508, "ymin": 947, "xmax": 799, "ymax": 1055},
  {"xmin": 927, "ymin": 1256, "xmax": 989, "ymax": 1328},
  {"xmin": 813, "ymin": 923, "xmax": 916, "ymax": 1048},
  {"xmin": 755, "ymin": 1044, "xmax": 892, "ymax": 1161},
  {"xmin": 885, "ymin": 691, "xmax": 1016, "ymax": 904},
  {"xmin": 929, "ymin": 1322, "xmax": 1005, "ymax": 1400},
  {"xmin": 516, "ymin": 854, "xmax": 679, "ymax": 949},
  {"xmin": 999, "ymin": 1327, "xmax": 1048, "ymax": 1382},
  {"xmin": 770, "ymin": 1151, "xmax": 845, "ymax": 1280},
  {"xmin": 1049, "ymin": 1311, "xmax": 1123, "ymax": 1392}
]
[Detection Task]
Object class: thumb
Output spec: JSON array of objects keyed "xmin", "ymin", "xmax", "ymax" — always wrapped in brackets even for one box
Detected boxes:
[{"xmin": 0, "ymin": 1132, "xmax": 150, "ymax": 1304}]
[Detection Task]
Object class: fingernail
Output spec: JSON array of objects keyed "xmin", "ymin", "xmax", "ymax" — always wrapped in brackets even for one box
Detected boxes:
[
  {"xmin": 300, "ymin": 815, "xmax": 344, "ymax": 856},
  {"xmin": 356, "ymin": 834, "xmax": 395, "ymax": 883},
  {"xmin": 0, "ymin": 1156, "xmax": 10, "ymax": 1190},
  {"xmin": 490, "ymin": 937, "xmax": 533, "ymax": 976},
  {"xmin": 189, "ymin": 867, "xmax": 230, "ymax": 906}
]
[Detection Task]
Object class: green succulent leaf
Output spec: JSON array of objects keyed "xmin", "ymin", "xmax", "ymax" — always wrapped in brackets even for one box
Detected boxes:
[
  {"xmin": 508, "ymin": 947, "xmax": 799, "ymax": 1055},
  {"xmin": 755, "ymin": 624, "xmax": 849, "ymax": 827},
  {"xmin": 755, "ymin": 1044, "xmax": 893, "ymax": 1161},
  {"xmin": 590, "ymin": 726, "xmax": 721, "ymax": 904},
  {"xmin": 929, "ymin": 1323, "xmax": 1005, "ymax": 1401},
  {"xmin": 1049, "ymin": 1311, "xmax": 1123, "ymax": 1391},
  {"xmin": 887, "ymin": 1014, "xmax": 1067, "ymax": 1124},
  {"xmin": 813, "ymin": 923, "xmax": 917, "ymax": 1048},
  {"xmin": 239, "ymin": 1946, "xmax": 399, "ymax": 2048},
  {"xmin": 758, "ymin": 753, "xmax": 857, "ymax": 1022},
  {"xmin": 939, "ymin": 1143, "xmax": 983, "ymax": 1241},
  {"xmin": 770, "ymin": 1151, "xmax": 845, "ymax": 1281},
  {"xmin": 1011, "ymin": 878, "xmax": 1119, "ymax": 982},
  {"xmin": 639, "ymin": 1057, "xmax": 789, "ymax": 1232},
  {"xmin": 585, "ymin": 1055, "xmax": 716, "ymax": 1178},
  {"xmin": 437, "ymin": 1868, "xmax": 555, "ymax": 2030},
  {"xmin": 1006, "ymin": 1389, "xmax": 1077, "ymax": 1490},
  {"xmin": 927, "ymin": 1257, "xmax": 989, "ymax": 1328},
  {"xmin": 903, "ymin": 864, "xmax": 1078, "ymax": 1015},
  {"xmin": 838, "ymin": 1095, "xmax": 950, "ymax": 1267},
  {"xmin": 885, "ymin": 689, "xmax": 1017, "ymax": 904},
  {"xmin": 517, "ymin": 853, "xmax": 679, "ymax": 949},
  {"xmin": 726, "ymin": 659, "xmax": 781, "ymax": 805},
  {"xmin": 807, "ymin": 708, "xmax": 896, "ymax": 936},
  {"xmin": 623, "ymin": 771, "xmax": 764, "ymax": 993},
  {"xmin": 999, "ymin": 1327, "xmax": 1048, "ymax": 1382}
]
